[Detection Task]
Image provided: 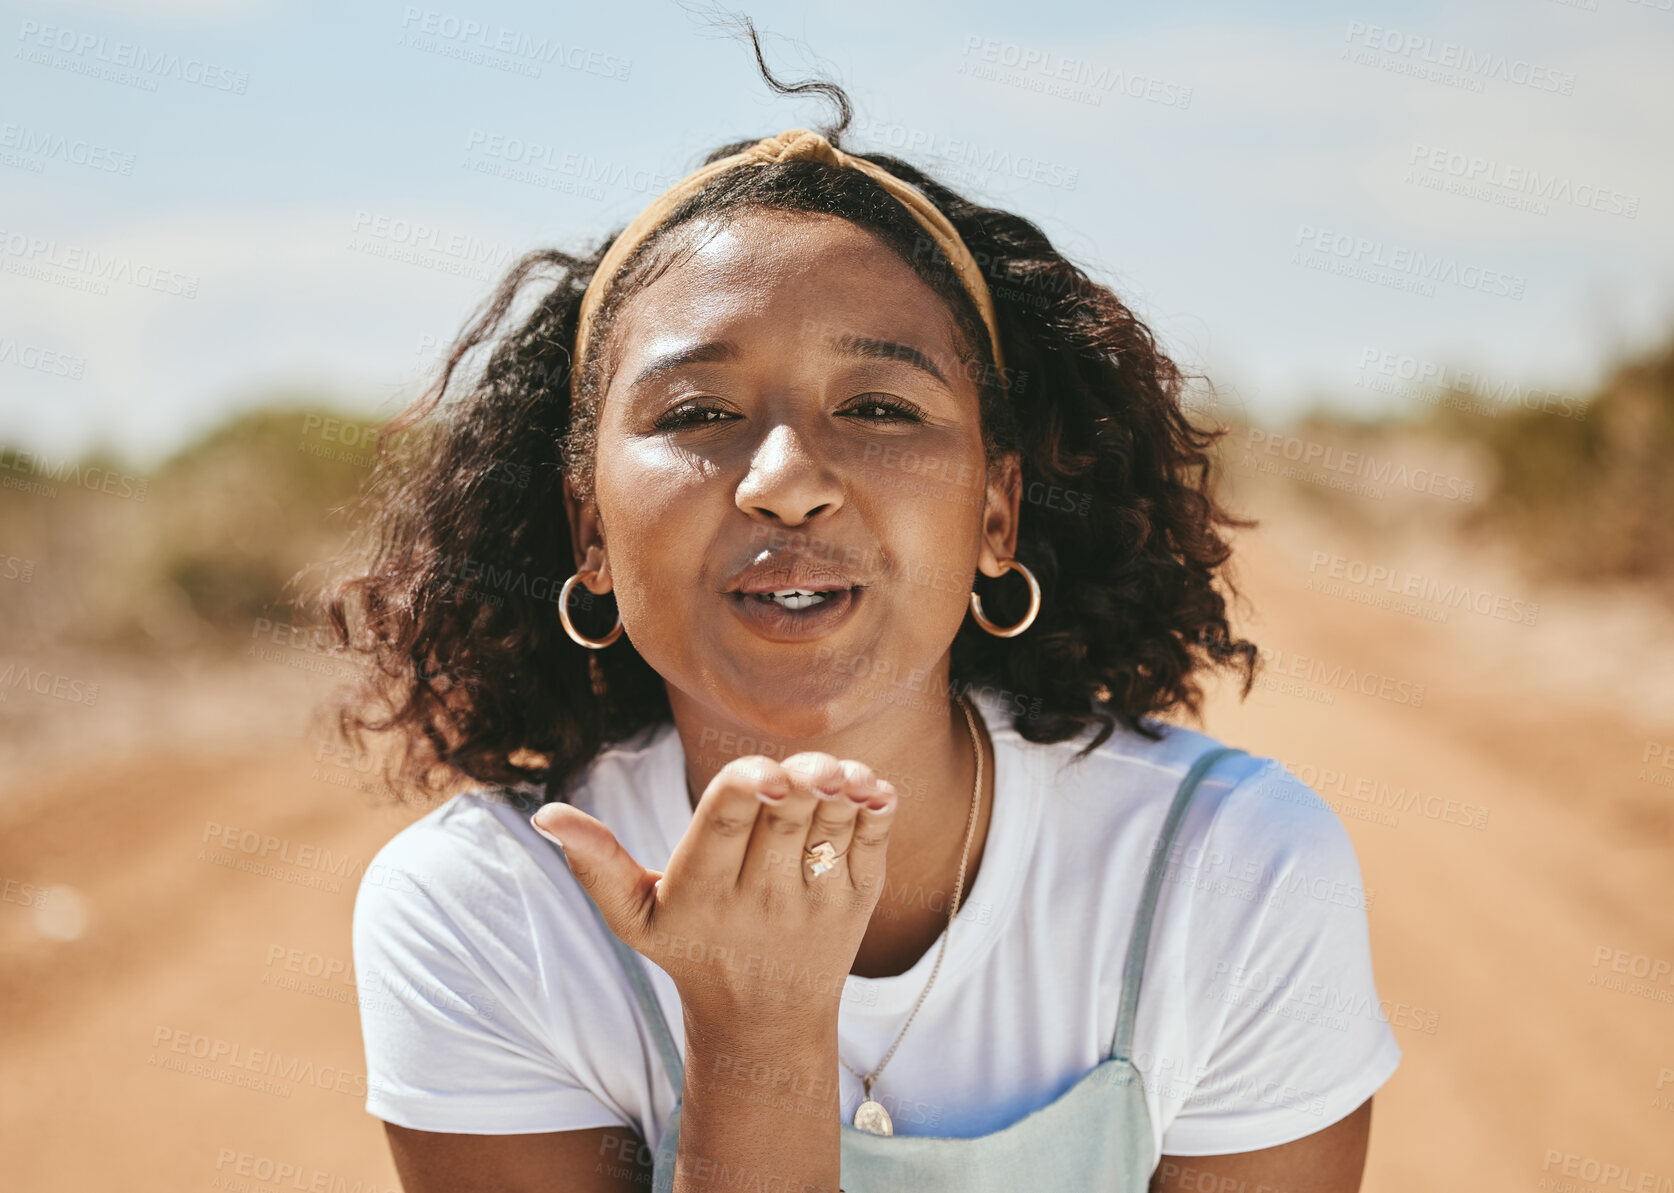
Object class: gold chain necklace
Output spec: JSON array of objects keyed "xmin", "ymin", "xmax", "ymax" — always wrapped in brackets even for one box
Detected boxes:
[{"xmin": 840, "ymin": 692, "xmax": 985, "ymax": 1136}]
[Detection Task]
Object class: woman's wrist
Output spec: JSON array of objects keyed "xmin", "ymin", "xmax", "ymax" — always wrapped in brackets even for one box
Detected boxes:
[
  {"xmin": 682, "ymin": 996, "xmax": 841, "ymax": 1070},
  {"xmin": 665, "ymin": 939, "xmax": 858, "ymax": 1036},
  {"xmin": 683, "ymin": 998, "xmax": 842, "ymax": 1118},
  {"xmin": 674, "ymin": 1002, "xmax": 843, "ymax": 1193}
]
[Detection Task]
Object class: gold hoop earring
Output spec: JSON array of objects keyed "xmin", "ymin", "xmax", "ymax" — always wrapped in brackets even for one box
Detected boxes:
[
  {"xmin": 559, "ymin": 572, "xmax": 623, "ymax": 649},
  {"xmin": 969, "ymin": 558, "xmax": 1040, "ymax": 638}
]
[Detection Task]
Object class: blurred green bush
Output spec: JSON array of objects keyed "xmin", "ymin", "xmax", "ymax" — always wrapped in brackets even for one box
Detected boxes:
[
  {"xmin": 0, "ymin": 401, "xmax": 404, "ymax": 656},
  {"xmin": 1440, "ymin": 332, "xmax": 1674, "ymax": 590}
]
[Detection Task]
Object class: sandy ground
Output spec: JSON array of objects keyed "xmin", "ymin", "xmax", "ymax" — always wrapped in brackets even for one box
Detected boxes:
[{"xmin": 3, "ymin": 469, "xmax": 1672, "ymax": 1192}]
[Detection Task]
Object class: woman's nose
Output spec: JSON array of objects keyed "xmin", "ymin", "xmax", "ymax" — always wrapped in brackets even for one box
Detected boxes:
[{"xmin": 734, "ymin": 420, "xmax": 846, "ymax": 526}]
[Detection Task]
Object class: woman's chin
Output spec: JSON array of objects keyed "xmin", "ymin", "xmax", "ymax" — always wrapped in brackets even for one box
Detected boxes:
[{"xmin": 702, "ymin": 677, "xmax": 893, "ymax": 742}]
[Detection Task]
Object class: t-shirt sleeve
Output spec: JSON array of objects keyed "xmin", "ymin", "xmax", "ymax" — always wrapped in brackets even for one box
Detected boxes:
[
  {"xmin": 1159, "ymin": 758, "xmax": 1403, "ymax": 1155},
  {"xmin": 352, "ymin": 824, "xmax": 634, "ymax": 1135}
]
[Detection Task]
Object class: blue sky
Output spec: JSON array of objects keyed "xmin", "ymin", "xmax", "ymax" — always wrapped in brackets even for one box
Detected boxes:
[{"xmin": 2, "ymin": 0, "xmax": 1670, "ymax": 468}]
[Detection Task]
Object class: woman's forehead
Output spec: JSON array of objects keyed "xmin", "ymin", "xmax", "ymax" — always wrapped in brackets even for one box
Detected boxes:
[
  {"xmin": 676, "ymin": 208, "xmax": 883, "ymax": 266},
  {"xmin": 610, "ymin": 209, "xmax": 966, "ymax": 359}
]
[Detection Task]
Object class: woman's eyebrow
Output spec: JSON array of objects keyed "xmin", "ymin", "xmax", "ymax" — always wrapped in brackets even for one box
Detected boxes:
[
  {"xmin": 628, "ymin": 339, "xmax": 739, "ymax": 390},
  {"xmin": 624, "ymin": 333, "xmax": 950, "ymax": 391},
  {"xmin": 830, "ymin": 333, "xmax": 950, "ymax": 389}
]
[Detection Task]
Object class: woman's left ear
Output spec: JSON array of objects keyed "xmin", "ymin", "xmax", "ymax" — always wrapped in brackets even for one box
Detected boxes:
[
  {"xmin": 563, "ymin": 474, "xmax": 610, "ymax": 586},
  {"xmin": 977, "ymin": 454, "xmax": 1023, "ymax": 578}
]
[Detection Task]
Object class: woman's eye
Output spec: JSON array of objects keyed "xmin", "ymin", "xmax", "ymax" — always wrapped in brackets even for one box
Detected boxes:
[
  {"xmin": 845, "ymin": 394, "xmax": 925, "ymax": 423},
  {"xmin": 652, "ymin": 403, "xmax": 733, "ymax": 431},
  {"xmin": 651, "ymin": 395, "xmax": 925, "ymax": 431}
]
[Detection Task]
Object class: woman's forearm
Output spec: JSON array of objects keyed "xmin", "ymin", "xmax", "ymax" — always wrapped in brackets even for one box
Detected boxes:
[{"xmin": 674, "ymin": 1002, "xmax": 843, "ymax": 1193}]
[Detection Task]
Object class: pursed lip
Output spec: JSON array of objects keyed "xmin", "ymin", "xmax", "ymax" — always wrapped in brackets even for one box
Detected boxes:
[{"xmin": 724, "ymin": 551, "xmax": 867, "ymax": 596}]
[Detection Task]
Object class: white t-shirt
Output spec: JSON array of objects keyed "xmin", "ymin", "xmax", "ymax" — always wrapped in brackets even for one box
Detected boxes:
[{"xmin": 353, "ymin": 687, "xmax": 1401, "ymax": 1161}]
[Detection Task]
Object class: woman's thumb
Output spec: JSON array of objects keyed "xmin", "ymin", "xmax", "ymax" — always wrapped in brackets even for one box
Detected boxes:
[{"xmin": 530, "ymin": 804, "xmax": 658, "ymax": 947}]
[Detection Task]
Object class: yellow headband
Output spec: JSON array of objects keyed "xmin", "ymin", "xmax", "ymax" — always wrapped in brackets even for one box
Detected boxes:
[{"xmin": 570, "ymin": 127, "xmax": 1006, "ymax": 398}]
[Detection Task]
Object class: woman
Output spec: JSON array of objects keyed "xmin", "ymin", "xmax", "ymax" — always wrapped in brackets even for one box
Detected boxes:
[{"xmin": 331, "ymin": 57, "xmax": 1399, "ymax": 1193}]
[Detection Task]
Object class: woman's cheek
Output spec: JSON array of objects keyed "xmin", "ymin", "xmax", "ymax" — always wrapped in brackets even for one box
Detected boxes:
[
  {"xmin": 856, "ymin": 429, "xmax": 987, "ymax": 515},
  {"xmin": 598, "ymin": 482, "xmax": 706, "ymax": 634}
]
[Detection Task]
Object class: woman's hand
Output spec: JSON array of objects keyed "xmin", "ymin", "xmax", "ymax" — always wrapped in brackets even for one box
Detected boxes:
[{"xmin": 532, "ymin": 753, "xmax": 898, "ymax": 1020}]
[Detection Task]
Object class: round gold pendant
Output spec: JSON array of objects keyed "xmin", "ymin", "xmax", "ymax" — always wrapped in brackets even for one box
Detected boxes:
[{"xmin": 853, "ymin": 1098, "xmax": 894, "ymax": 1135}]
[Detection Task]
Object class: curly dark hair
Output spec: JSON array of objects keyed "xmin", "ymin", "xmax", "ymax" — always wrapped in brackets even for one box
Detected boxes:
[{"xmin": 312, "ymin": 35, "xmax": 1261, "ymax": 806}]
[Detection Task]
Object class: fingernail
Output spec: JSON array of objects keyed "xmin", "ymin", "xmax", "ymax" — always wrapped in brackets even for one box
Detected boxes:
[
  {"xmin": 757, "ymin": 789, "xmax": 786, "ymax": 803},
  {"xmin": 529, "ymin": 816, "xmax": 565, "ymax": 849}
]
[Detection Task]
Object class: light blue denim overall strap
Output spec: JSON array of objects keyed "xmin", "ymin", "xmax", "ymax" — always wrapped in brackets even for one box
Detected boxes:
[
  {"xmin": 549, "ymin": 843, "xmax": 693, "ymax": 1177},
  {"xmin": 547, "ymin": 743, "xmax": 1248, "ymax": 1191},
  {"xmin": 1109, "ymin": 744, "xmax": 1247, "ymax": 1063},
  {"xmin": 542, "ymin": 843, "xmax": 686, "ymax": 1131}
]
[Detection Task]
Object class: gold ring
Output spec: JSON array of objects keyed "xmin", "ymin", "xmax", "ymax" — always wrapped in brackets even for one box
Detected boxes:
[{"xmin": 803, "ymin": 841, "xmax": 848, "ymax": 878}]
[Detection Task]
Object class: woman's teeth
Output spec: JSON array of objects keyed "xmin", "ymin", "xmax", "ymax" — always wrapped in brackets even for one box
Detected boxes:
[{"xmin": 760, "ymin": 589, "xmax": 831, "ymax": 610}]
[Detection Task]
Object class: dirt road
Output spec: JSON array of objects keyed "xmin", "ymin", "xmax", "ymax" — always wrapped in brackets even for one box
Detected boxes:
[{"xmin": 3, "ymin": 472, "xmax": 1671, "ymax": 1192}]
